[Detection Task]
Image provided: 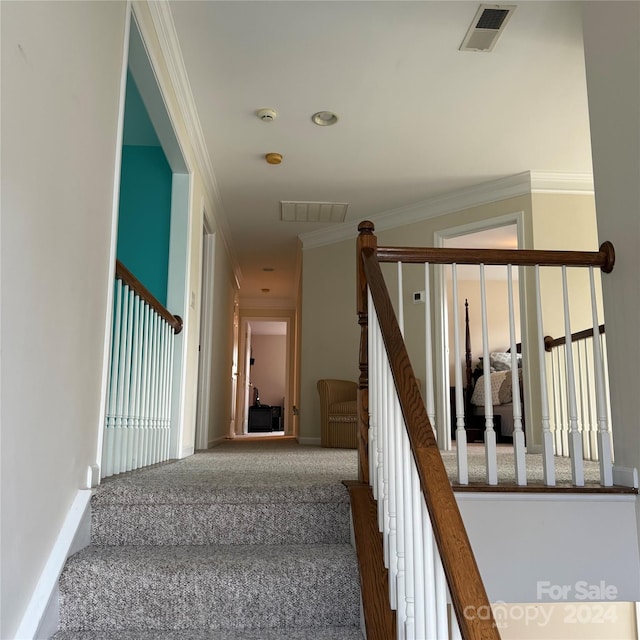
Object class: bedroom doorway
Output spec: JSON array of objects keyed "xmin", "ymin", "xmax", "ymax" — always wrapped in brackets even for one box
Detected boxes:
[
  {"xmin": 235, "ymin": 317, "xmax": 292, "ymax": 438},
  {"xmin": 433, "ymin": 213, "xmax": 526, "ymax": 449}
]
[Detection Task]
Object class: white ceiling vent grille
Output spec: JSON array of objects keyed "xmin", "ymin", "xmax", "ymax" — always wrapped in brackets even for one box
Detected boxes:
[
  {"xmin": 460, "ymin": 4, "xmax": 516, "ymax": 52},
  {"xmin": 280, "ymin": 201, "xmax": 348, "ymax": 223}
]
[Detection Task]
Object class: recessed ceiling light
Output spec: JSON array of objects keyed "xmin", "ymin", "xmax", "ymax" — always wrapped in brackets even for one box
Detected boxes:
[{"xmin": 312, "ymin": 111, "xmax": 338, "ymax": 126}]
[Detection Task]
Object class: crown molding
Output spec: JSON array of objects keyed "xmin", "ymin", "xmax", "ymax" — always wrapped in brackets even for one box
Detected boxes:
[
  {"xmin": 300, "ymin": 171, "xmax": 594, "ymax": 250},
  {"xmin": 530, "ymin": 171, "xmax": 594, "ymax": 194},
  {"xmin": 139, "ymin": 1, "xmax": 242, "ymax": 289}
]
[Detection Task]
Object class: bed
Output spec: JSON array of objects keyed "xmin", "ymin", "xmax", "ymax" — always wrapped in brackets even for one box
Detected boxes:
[{"xmin": 460, "ymin": 300, "xmax": 524, "ymax": 441}]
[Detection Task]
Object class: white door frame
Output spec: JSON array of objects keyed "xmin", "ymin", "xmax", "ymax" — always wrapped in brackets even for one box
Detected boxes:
[
  {"xmin": 239, "ymin": 320, "xmax": 252, "ymax": 433},
  {"xmin": 433, "ymin": 211, "xmax": 526, "ymax": 448},
  {"xmin": 237, "ymin": 316, "xmax": 292, "ymax": 436},
  {"xmin": 228, "ymin": 293, "xmax": 240, "ymax": 437},
  {"xmin": 195, "ymin": 221, "xmax": 216, "ymax": 450}
]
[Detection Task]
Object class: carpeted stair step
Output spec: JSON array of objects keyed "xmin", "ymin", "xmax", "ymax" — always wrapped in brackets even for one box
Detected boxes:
[
  {"xmin": 52, "ymin": 628, "xmax": 364, "ymax": 639},
  {"xmin": 91, "ymin": 484, "xmax": 352, "ymax": 546},
  {"xmin": 58, "ymin": 543, "xmax": 361, "ymax": 633}
]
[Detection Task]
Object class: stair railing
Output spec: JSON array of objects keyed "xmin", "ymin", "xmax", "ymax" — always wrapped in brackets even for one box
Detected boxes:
[
  {"xmin": 356, "ymin": 220, "xmax": 615, "ymax": 639},
  {"xmin": 544, "ymin": 324, "xmax": 612, "ymax": 467},
  {"xmin": 102, "ymin": 261, "xmax": 182, "ymax": 478}
]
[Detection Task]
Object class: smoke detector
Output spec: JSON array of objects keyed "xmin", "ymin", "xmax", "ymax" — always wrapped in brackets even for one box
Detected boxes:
[
  {"xmin": 460, "ymin": 4, "xmax": 516, "ymax": 52},
  {"xmin": 257, "ymin": 108, "xmax": 277, "ymax": 122}
]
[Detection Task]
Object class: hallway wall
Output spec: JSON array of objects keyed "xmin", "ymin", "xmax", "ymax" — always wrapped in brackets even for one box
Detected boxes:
[
  {"xmin": 0, "ymin": 3, "xmax": 240, "ymax": 636},
  {"xmin": 0, "ymin": 3, "xmax": 130, "ymax": 637}
]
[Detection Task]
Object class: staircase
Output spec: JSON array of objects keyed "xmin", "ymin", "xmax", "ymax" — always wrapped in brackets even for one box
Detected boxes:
[{"xmin": 52, "ymin": 444, "xmax": 364, "ymax": 639}]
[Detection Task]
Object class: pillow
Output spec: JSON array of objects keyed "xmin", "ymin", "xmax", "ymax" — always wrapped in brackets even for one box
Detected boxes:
[{"xmin": 489, "ymin": 352, "xmax": 512, "ymax": 371}]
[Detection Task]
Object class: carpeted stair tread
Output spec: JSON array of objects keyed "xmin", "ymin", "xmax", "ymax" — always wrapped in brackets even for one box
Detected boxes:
[
  {"xmin": 91, "ymin": 501, "xmax": 351, "ymax": 545},
  {"xmin": 92, "ymin": 445, "xmax": 357, "ymax": 507},
  {"xmin": 52, "ymin": 628, "xmax": 364, "ymax": 639},
  {"xmin": 59, "ymin": 544, "xmax": 360, "ymax": 632}
]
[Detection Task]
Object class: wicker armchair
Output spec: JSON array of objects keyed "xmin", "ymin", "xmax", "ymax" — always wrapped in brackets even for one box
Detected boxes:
[{"xmin": 317, "ymin": 379, "xmax": 358, "ymax": 449}]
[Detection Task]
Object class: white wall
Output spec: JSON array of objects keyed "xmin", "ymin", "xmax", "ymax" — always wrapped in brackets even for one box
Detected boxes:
[
  {"xmin": 583, "ymin": 3, "xmax": 640, "ymax": 482},
  {"xmin": 0, "ymin": 2, "xmax": 129, "ymax": 637},
  {"xmin": 0, "ymin": 3, "xmax": 239, "ymax": 635},
  {"xmin": 206, "ymin": 232, "xmax": 237, "ymax": 445},
  {"xmin": 457, "ymin": 494, "xmax": 640, "ymax": 603}
]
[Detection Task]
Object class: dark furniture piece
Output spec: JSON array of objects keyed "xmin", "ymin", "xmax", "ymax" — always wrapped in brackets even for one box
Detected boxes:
[
  {"xmin": 248, "ymin": 405, "xmax": 283, "ymax": 433},
  {"xmin": 248, "ymin": 406, "xmax": 273, "ymax": 432}
]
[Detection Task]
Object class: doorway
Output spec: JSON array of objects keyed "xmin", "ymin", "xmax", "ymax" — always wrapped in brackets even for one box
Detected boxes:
[
  {"xmin": 195, "ymin": 223, "xmax": 216, "ymax": 450},
  {"xmin": 236, "ymin": 317, "xmax": 292, "ymax": 438},
  {"xmin": 433, "ymin": 213, "xmax": 525, "ymax": 448}
]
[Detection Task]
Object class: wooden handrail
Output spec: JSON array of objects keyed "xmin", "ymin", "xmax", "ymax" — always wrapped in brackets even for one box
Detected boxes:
[
  {"xmin": 358, "ymin": 223, "xmax": 499, "ymax": 639},
  {"xmin": 115, "ymin": 260, "xmax": 183, "ymax": 334},
  {"xmin": 544, "ymin": 324, "xmax": 605, "ymax": 351},
  {"xmin": 376, "ymin": 241, "xmax": 615, "ymax": 272}
]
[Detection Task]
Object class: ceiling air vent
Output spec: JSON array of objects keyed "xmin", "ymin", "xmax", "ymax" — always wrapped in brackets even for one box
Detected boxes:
[
  {"xmin": 460, "ymin": 4, "xmax": 516, "ymax": 52},
  {"xmin": 280, "ymin": 201, "xmax": 348, "ymax": 223}
]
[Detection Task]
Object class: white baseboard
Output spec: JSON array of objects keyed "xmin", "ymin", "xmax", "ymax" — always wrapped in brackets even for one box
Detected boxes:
[
  {"xmin": 179, "ymin": 445, "xmax": 195, "ymax": 458},
  {"xmin": 208, "ymin": 435, "xmax": 227, "ymax": 448},
  {"xmin": 298, "ymin": 437, "xmax": 321, "ymax": 446},
  {"xmin": 613, "ymin": 465, "xmax": 639, "ymax": 488},
  {"xmin": 15, "ymin": 490, "xmax": 92, "ymax": 640}
]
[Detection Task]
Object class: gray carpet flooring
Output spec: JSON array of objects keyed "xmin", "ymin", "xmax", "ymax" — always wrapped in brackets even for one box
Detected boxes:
[
  {"xmin": 53, "ymin": 439, "xmax": 602, "ymax": 639},
  {"xmin": 441, "ymin": 443, "xmax": 602, "ymax": 485},
  {"xmin": 53, "ymin": 441, "xmax": 363, "ymax": 640}
]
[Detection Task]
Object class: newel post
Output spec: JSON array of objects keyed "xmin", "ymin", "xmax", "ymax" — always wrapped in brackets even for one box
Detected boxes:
[{"xmin": 357, "ymin": 221, "xmax": 377, "ymax": 483}]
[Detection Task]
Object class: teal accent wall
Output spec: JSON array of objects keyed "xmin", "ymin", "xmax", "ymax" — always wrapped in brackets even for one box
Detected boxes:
[{"xmin": 117, "ymin": 72, "xmax": 172, "ymax": 306}]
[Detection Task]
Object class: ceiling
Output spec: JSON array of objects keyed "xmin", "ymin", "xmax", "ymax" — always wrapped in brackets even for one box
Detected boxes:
[{"xmin": 168, "ymin": 1, "xmax": 593, "ymax": 303}]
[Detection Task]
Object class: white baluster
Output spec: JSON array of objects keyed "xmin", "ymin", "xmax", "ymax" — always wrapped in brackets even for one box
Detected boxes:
[
  {"xmin": 114, "ymin": 285, "xmax": 131, "ymax": 475},
  {"xmin": 159, "ymin": 321, "xmax": 170, "ymax": 461},
  {"xmin": 434, "ymin": 546, "xmax": 448, "ymax": 639},
  {"xmin": 394, "ymin": 394, "xmax": 406, "ymax": 638},
  {"xmin": 368, "ymin": 298, "xmax": 378, "ymax": 491},
  {"xmin": 411, "ymin": 465, "xmax": 425, "ymax": 639},
  {"xmin": 421, "ymin": 503, "xmax": 437, "ymax": 640},
  {"xmin": 151, "ymin": 311, "xmax": 160, "ymax": 464},
  {"xmin": 576, "ymin": 341, "xmax": 591, "ymax": 460},
  {"xmin": 126, "ymin": 295, "xmax": 140, "ymax": 471},
  {"xmin": 507, "ymin": 265, "xmax": 526, "ymax": 485},
  {"xmin": 424, "ymin": 263, "xmax": 436, "ymax": 433},
  {"xmin": 373, "ymin": 314, "xmax": 391, "ymax": 569},
  {"xmin": 103, "ymin": 279, "xmax": 123, "ymax": 478},
  {"xmin": 387, "ymin": 358, "xmax": 398, "ymax": 611},
  {"xmin": 450, "ymin": 608, "xmax": 464, "ymax": 640},
  {"xmin": 380, "ymin": 329, "xmax": 391, "ymax": 566},
  {"xmin": 535, "ymin": 266, "xmax": 556, "ymax": 485},
  {"xmin": 451, "ymin": 264, "xmax": 468, "ymax": 484},
  {"xmin": 590, "ymin": 267, "xmax": 613, "ymax": 485},
  {"xmin": 121, "ymin": 288, "xmax": 135, "ymax": 472},
  {"xmin": 402, "ymin": 427, "xmax": 415, "ymax": 639},
  {"xmin": 561, "ymin": 266, "xmax": 584, "ymax": 486},
  {"xmin": 130, "ymin": 296, "xmax": 144, "ymax": 470},
  {"xmin": 479, "ymin": 264, "xmax": 497, "ymax": 485},
  {"xmin": 140, "ymin": 303, "xmax": 152, "ymax": 467},
  {"xmin": 584, "ymin": 339, "xmax": 598, "ymax": 461},
  {"xmin": 548, "ymin": 347, "xmax": 560, "ymax": 455},
  {"xmin": 164, "ymin": 322, "xmax": 173, "ymax": 460},
  {"xmin": 397, "ymin": 262, "xmax": 404, "ymax": 336}
]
